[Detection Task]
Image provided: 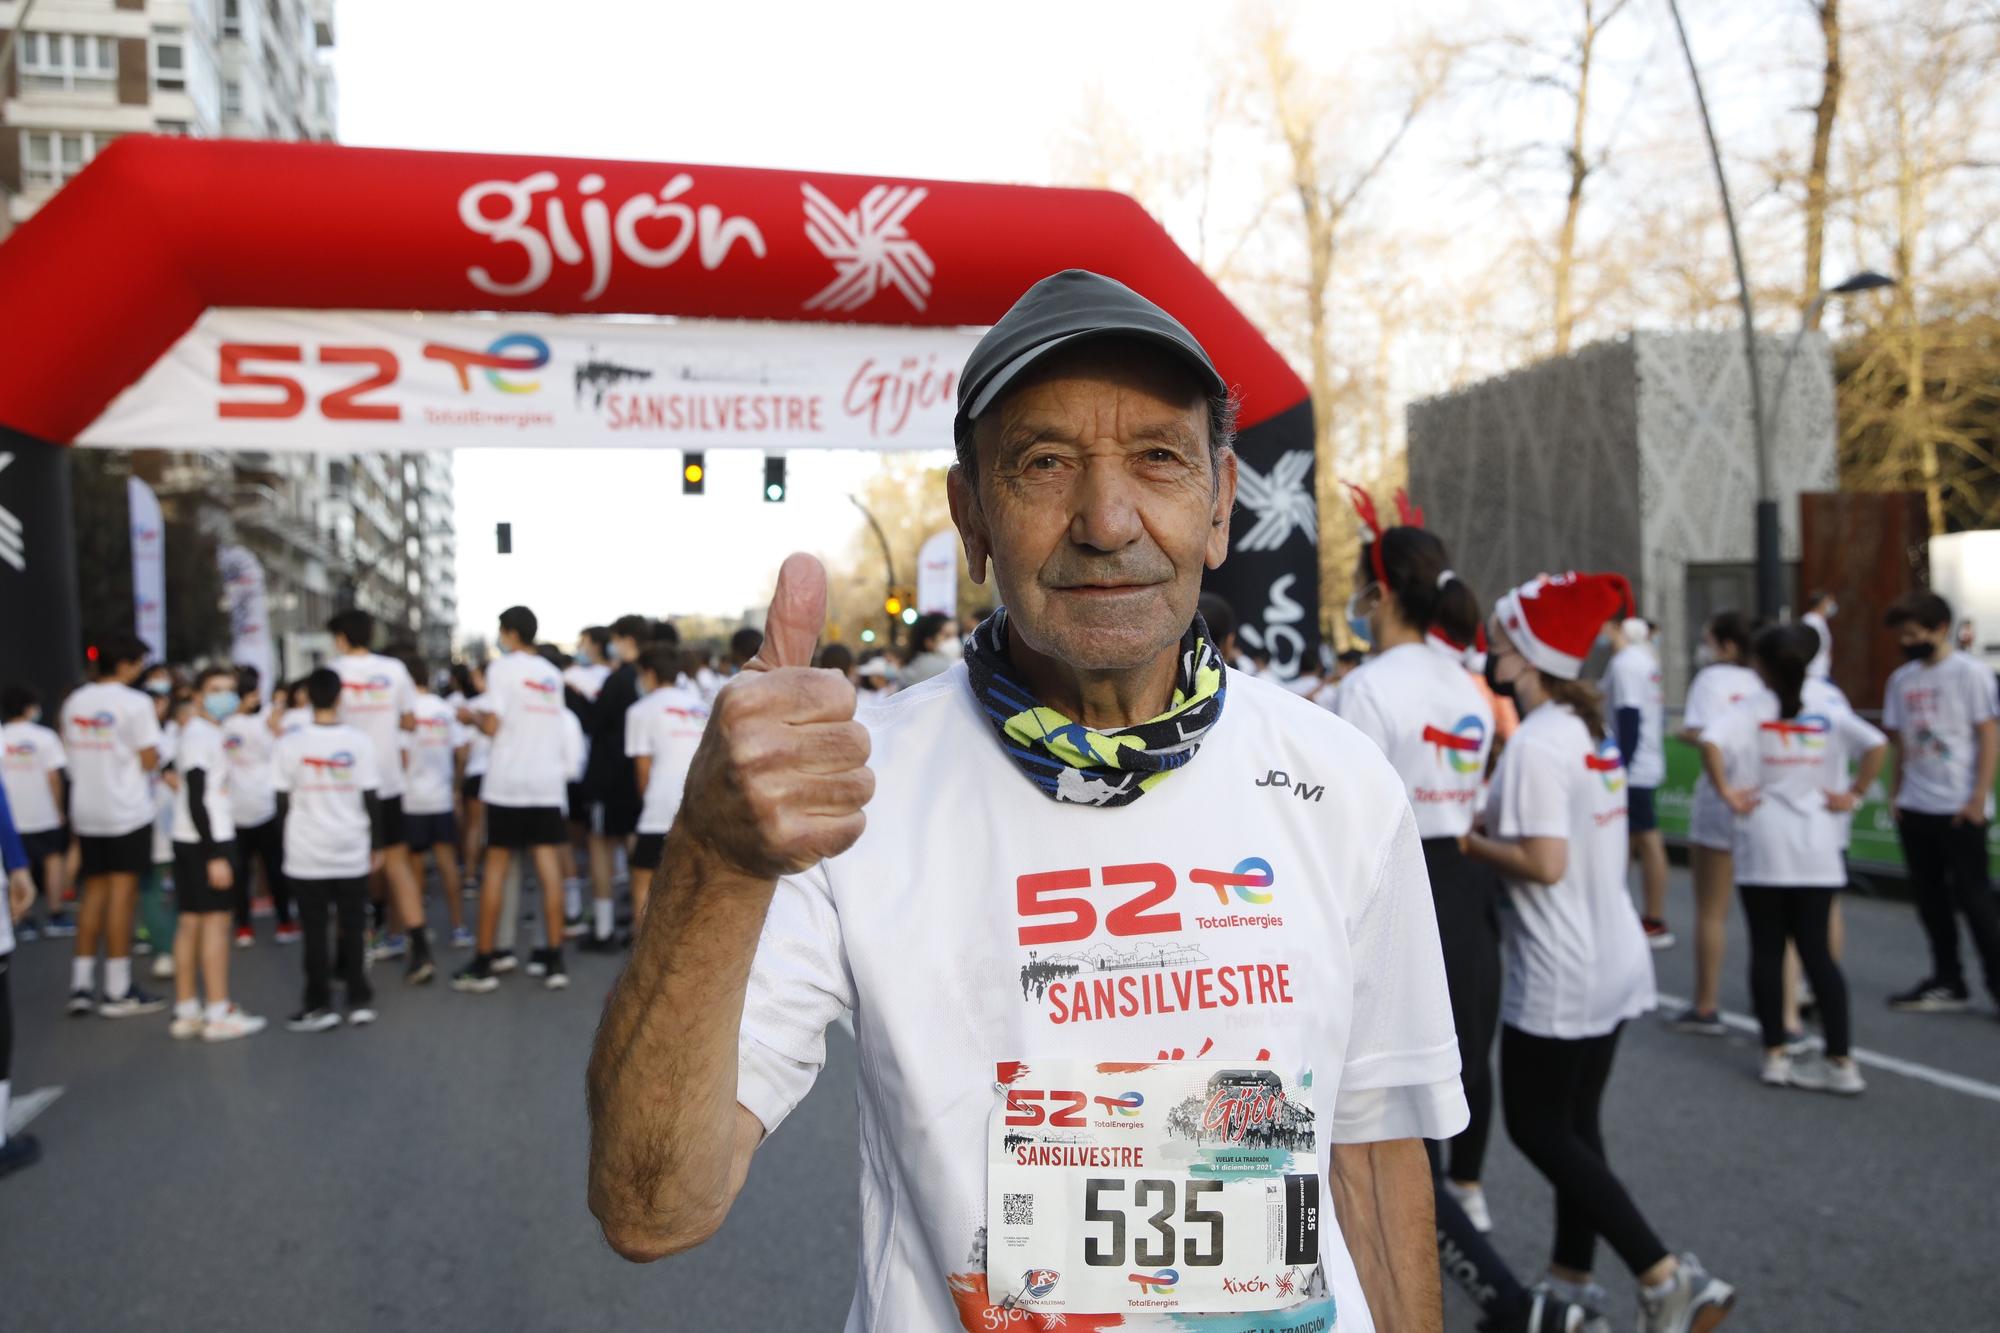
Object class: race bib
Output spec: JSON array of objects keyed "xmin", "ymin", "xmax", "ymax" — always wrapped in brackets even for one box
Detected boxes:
[{"xmin": 985, "ymin": 1060, "xmax": 1323, "ymax": 1317}]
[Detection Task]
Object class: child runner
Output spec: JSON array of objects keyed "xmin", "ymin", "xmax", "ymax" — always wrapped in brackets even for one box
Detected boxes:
[
  {"xmin": 1671, "ymin": 611, "xmax": 1760, "ymax": 1035},
  {"xmin": 222, "ymin": 666, "xmax": 297, "ymax": 947},
  {"xmin": 165, "ymin": 667, "xmax": 266, "ymax": 1042},
  {"xmin": 624, "ymin": 640, "xmax": 710, "ymax": 934},
  {"xmin": 1700, "ymin": 626, "xmax": 1884, "ymax": 1093},
  {"xmin": 1, "ymin": 684, "xmax": 71, "ymax": 940},
  {"xmin": 402, "ymin": 657, "xmax": 472, "ymax": 949},
  {"xmin": 1603, "ymin": 618, "xmax": 1671, "ymax": 948},
  {"xmin": 1467, "ymin": 572, "xmax": 1735, "ymax": 1333},
  {"xmin": 274, "ymin": 669, "xmax": 385, "ymax": 1032}
]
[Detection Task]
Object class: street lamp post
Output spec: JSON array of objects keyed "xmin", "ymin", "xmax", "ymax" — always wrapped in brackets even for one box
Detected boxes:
[
  {"xmin": 848, "ymin": 493, "xmax": 899, "ymax": 651},
  {"xmin": 1765, "ymin": 271, "xmax": 1897, "ymax": 450}
]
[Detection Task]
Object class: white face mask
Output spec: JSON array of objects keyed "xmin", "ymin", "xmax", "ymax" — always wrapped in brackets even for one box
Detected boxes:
[
  {"xmin": 1823, "ymin": 600, "xmax": 1838, "ymax": 618},
  {"xmin": 1696, "ymin": 642, "xmax": 1718, "ymax": 668}
]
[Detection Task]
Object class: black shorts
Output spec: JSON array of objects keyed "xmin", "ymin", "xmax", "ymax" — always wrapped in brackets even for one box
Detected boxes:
[
  {"xmin": 630, "ymin": 832, "xmax": 666, "ymax": 871},
  {"xmin": 406, "ymin": 810, "xmax": 458, "ymax": 853},
  {"xmin": 376, "ymin": 795, "xmax": 408, "ymax": 848},
  {"xmin": 485, "ymin": 804, "xmax": 567, "ymax": 849},
  {"xmin": 78, "ymin": 826, "xmax": 151, "ymax": 879},
  {"xmin": 20, "ymin": 827, "xmax": 67, "ymax": 865},
  {"xmin": 567, "ymin": 783, "xmax": 591, "ymax": 827},
  {"xmin": 1628, "ymin": 786, "xmax": 1658, "ymax": 834},
  {"xmin": 593, "ymin": 798, "xmax": 641, "ymax": 838},
  {"xmin": 462, "ymin": 774, "xmax": 483, "ymax": 802},
  {"xmin": 172, "ymin": 840, "xmax": 239, "ymax": 913}
]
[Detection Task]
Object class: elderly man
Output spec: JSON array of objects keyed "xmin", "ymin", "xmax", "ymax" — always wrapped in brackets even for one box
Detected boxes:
[{"xmin": 587, "ymin": 271, "xmax": 1466, "ymax": 1331}]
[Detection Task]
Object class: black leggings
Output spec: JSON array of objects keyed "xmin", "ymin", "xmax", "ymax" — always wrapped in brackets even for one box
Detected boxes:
[
  {"xmin": 1739, "ymin": 884, "xmax": 1849, "ymax": 1058},
  {"xmin": 1502, "ymin": 1023, "xmax": 1668, "ymax": 1277},
  {"xmin": 233, "ymin": 817, "xmax": 293, "ymax": 928},
  {"xmin": 1897, "ymin": 811, "xmax": 2000, "ymax": 996},
  {"xmin": 295, "ymin": 876, "xmax": 372, "ymax": 1011},
  {"xmin": 1421, "ymin": 836, "xmax": 1500, "ymax": 1183}
]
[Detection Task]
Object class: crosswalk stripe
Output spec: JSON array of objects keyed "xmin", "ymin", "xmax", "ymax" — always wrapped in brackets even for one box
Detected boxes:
[{"xmin": 6, "ymin": 1084, "xmax": 64, "ymax": 1136}]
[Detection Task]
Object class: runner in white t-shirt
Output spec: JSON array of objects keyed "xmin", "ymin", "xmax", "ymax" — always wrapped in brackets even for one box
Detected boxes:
[
  {"xmin": 59, "ymin": 633, "xmax": 167, "ymax": 1018},
  {"xmin": 272, "ymin": 669, "xmax": 386, "ymax": 1032},
  {"xmin": 453, "ymin": 607, "xmax": 576, "ymax": 993},
  {"xmin": 588, "ymin": 277, "xmax": 1474, "ymax": 1333},
  {"xmin": 1468, "ymin": 571, "xmax": 1732, "ymax": 1331},
  {"xmin": 1671, "ymin": 612, "xmax": 1762, "ymax": 1035},
  {"xmin": 449, "ymin": 662, "xmax": 491, "ymax": 890},
  {"xmin": 1800, "ymin": 590, "xmax": 1837, "ymax": 680},
  {"xmin": 222, "ymin": 667, "xmax": 297, "ymax": 947},
  {"xmin": 328, "ymin": 610, "xmax": 434, "ymax": 984},
  {"xmin": 1702, "ymin": 626, "xmax": 1885, "ymax": 1094},
  {"xmin": 1602, "ymin": 619, "xmax": 1672, "ymax": 949},
  {"xmin": 403, "ymin": 661, "xmax": 471, "ymax": 950},
  {"xmin": 2, "ymin": 684, "xmax": 71, "ymax": 940},
  {"xmin": 165, "ymin": 667, "xmax": 265, "ymax": 1042},
  {"xmin": 623, "ymin": 641, "xmax": 710, "ymax": 930},
  {"xmin": 1881, "ymin": 590, "xmax": 2000, "ymax": 1013}
]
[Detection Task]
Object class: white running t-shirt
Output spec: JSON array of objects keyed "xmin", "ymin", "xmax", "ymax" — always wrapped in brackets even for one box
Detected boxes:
[
  {"xmin": 1602, "ymin": 643, "xmax": 1666, "ymax": 788},
  {"xmin": 1, "ymin": 719, "xmax": 66, "ymax": 834},
  {"xmin": 1333, "ymin": 641, "xmax": 1493, "ymax": 839},
  {"xmin": 1684, "ymin": 662, "xmax": 1763, "ymax": 840},
  {"xmin": 61, "ymin": 681, "xmax": 164, "ymax": 837},
  {"xmin": 1485, "ymin": 702, "xmax": 1655, "ymax": 1040},
  {"xmin": 564, "ymin": 661, "xmax": 610, "ymax": 702},
  {"xmin": 171, "ymin": 714, "xmax": 236, "ymax": 846},
  {"xmin": 624, "ymin": 684, "xmax": 709, "ymax": 835},
  {"xmin": 1802, "ymin": 610, "xmax": 1833, "ymax": 680},
  {"xmin": 332, "ymin": 653, "xmax": 418, "ymax": 799},
  {"xmin": 221, "ymin": 710, "xmax": 278, "ymax": 828},
  {"xmin": 272, "ymin": 723, "xmax": 380, "ymax": 880},
  {"xmin": 1883, "ymin": 650, "xmax": 2000, "ymax": 818},
  {"xmin": 736, "ymin": 666, "xmax": 1467, "ymax": 1333},
  {"xmin": 403, "ymin": 694, "xmax": 464, "ymax": 817},
  {"xmin": 1703, "ymin": 688, "xmax": 1886, "ymax": 887},
  {"xmin": 476, "ymin": 651, "xmax": 571, "ymax": 809}
]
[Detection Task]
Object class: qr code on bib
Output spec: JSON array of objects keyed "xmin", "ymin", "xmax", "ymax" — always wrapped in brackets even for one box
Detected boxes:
[{"xmin": 1003, "ymin": 1193, "xmax": 1034, "ymax": 1226}]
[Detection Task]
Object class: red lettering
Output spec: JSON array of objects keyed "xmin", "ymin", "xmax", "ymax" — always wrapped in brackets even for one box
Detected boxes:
[
  {"xmin": 1017, "ymin": 868, "xmax": 1095, "ymax": 945},
  {"xmin": 1049, "ymin": 1090, "xmax": 1087, "ymax": 1127},
  {"xmin": 319, "ymin": 346, "xmax": 401, "ymax": 421},
  {"xmin": 1104, "ymin": 862, "xmax": 1181, "ymax": 936},
  {"xmin": 1004, "ymin": 1089, "xmax": 1046, "ymax": 1126},
  {"xmin": 1256, "ymin": 964, "xmax": 1276, "ymax": 1003},
  {"xmin": 1091, "ymin": 977, "xmax": 1117, "ymax": 1018},
  {"xmin": 1197, "ymin": 970, "xmax": 1216, "ymax": 1009},
  {"xmin": 218, "ymin": 343, "xmax": 305, "ymax": 419},
  {"xmin": 1275, "ymin": 963, "xmax": 1293, "ymax": 1004}
]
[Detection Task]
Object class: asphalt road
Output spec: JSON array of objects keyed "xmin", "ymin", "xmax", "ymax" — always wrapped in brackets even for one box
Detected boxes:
[{"xmin": 1, "ymin": 867, "xmax": 1994, "ymax": 1331}]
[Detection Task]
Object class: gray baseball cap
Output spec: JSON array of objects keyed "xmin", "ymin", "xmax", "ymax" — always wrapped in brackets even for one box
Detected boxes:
[{"xmin": 954, "ymin": 269, "xmax": 1225, "ymax": 445}]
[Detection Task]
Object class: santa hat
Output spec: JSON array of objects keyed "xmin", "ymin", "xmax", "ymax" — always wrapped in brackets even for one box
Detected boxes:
[
  {"xmin": 1493, "ymin": 572, "xmax": 1634, "ymax": 681},
  {"xmin": 1426, "ymin": 622, "xmax": 1488, "ymax": 674}
]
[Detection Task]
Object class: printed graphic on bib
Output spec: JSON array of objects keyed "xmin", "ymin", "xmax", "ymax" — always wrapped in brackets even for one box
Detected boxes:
[{"xmin": 985, "ymin": 1060, "xmax": 1327, "ymax": 1320}]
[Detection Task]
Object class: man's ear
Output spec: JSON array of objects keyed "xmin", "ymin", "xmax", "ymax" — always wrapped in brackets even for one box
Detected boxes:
[
  {"xmin": 1205, "ymin": 449, "xmax": 1238, "ymax": 570},
  {"xmin": 947, "ymin": 462, "xmax": 992, "ymax": 587}
]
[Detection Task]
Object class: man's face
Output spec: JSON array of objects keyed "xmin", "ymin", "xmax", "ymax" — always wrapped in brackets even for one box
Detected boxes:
[
  {"xmin": 1898, "ymin": 621, "xmax": 1946, "ymax": 659},
  {"xmin": 948, "ymin": 342, "xmax": 1235, "ymax": 674}
]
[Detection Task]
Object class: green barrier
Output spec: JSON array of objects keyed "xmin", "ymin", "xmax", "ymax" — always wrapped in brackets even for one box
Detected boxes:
[{"xmin": 1656, "ymin": 737, "xmax": 2000, "ymax": 878}]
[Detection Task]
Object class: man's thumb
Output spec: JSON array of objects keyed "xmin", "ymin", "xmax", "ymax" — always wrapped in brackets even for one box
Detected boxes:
[{"xmin": 749, "ymin": 553, "xmax": 828, "ymax": 672}]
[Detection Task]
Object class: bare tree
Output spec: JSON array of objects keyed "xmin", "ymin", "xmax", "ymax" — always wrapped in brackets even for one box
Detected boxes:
[
  {"xmin": 1801, "ymin": 0, "xmax": 1844, "ymax": 326},
  {"xmin": 1551, "ymin": 0, "xmax": 1634, "ymax": 355}
]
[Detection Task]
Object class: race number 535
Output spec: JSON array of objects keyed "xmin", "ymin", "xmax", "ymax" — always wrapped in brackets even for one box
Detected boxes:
[{"xmin": 1082, "ymin": 1178, "xmax": 1225, "ymax": 1267}]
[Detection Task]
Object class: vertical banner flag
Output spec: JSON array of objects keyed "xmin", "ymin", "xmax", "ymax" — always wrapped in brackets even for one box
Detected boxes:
[
  {"xmin": 218, "ymin": 544, "xmax": 274, "ymax": 692},
  {"xmin": 127, "ymin": 476, "xmax": 166, "ymax": 661},
  {"xmin": 915, "ymin": 529, "xmax": 958, "ymax": 618}
]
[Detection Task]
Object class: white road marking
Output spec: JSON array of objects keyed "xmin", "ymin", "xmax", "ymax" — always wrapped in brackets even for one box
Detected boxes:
[
  {"xmin": 6, "ymin": 1084, "xmax": 64, "ymax": 1135},
  {"xmin": 1657, "ymin": 993, "xmax": 2000, "ymax": 1106}
]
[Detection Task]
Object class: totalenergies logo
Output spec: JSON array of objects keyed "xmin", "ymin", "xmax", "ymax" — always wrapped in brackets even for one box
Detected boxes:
[
  {"xmin": 1762, "ymin": 714, "xmax": 1829, "ymax": 752},
  {"xmin": 301, "ymin": 751, "xmax": 358, "ymax": 774},
  {"xmin": 1585, "ymin": 738, "xmax": 1625, "ymax": 793},
  {"xmin": 423, "ymin": 332, "xmax": 551, "ymax": 395},
  {"xmin": 223, "ymin": 735, "xmax": 244, "ymax": 751},
  {"xmin": 1195, "ymin": 856, "xmax": 1274, "ymax": 906},
  {"xmin": 523, "ymin": 677, "xmax": 560, "ymax": 695},
  {"xmin": 1093, "ymin": 1091, "xmax": 1144, "ymax": 1117},
  {"xmin": 72, "ymin": 711, "xmax": 117, "ymax": 732},
  {"xmin": 1421, "ymin": 715, "xmax": 1487, "ymax": 774},
  {"xmin": 1128, "ymin": 1268, "xmax": 1179, "ymax": 1296},
  {"xmin": 5, "ymin": 742, "xmax": 35, "ymax": 758},
  {"xmin": 344, "ymin": 675, "xmax": 393, "ymax": 696}
]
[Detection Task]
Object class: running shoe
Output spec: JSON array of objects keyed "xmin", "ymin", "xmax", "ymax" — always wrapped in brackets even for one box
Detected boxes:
[
  {"xmin": 451, "ymin": 956, "xmax": 499, "ymax": 993},
  {"xmin": 543, "ymin": 951, "xmax": 569, "ymax": 991},
  {"xmin": 1786, "ymin": 1054, "xmax": 1865, "ymax": 1096},
  {"xmin": 1888, "ymin": 978, "xmax": 1969, "ymax": 1012},
  {"xmin": 488, "ymin": 948, "xmax": 518, "ymax": 974},
  {"xmin": 1531, "ymin": 1278, "xmax": 1608, "ymax": 1333},
  {"xmin": 150, "ymin": 954, "xmax": 176, "ymax": 980},
  {"xmin": 404, "ymin": 959, "xmax": 435, "ymax": 987},
  {"xmin": 448, "ymin": 926, "xmax": 474, "ymax": 949},
  {"xmin": 563, "ymin": 912, "xmax": 589, "ymax": 939},
  {"xmin": 368, "ymin": 933, "xmax": 409, "ymax": 963},
  {"xmin": 1783, "ymin": 1030, "xmax": 1822, "ymax": 1058},
  {"xmin": 1638, "ymin": 1253, "xmax": 1734, "ymax": 1333},
  {"xmin": 99, "ymin": 986, "xmax": 168, "ymax": 1018},
  {"xmin": 1443, "ymin": 1178, "xmax": 1492, "ymax": 1233},
  {"xmin": 1759, "ymin": 1051, "xmax": 1792, "ymax": 1087},
  {"xmin": 0, "ymin": 1133, "xmax": 43, "ymax": 1181},
  {"xmin": 201, "ymin": 1006, "xmax": 267, "ymax": 1042},
  {"xmin": 42, "ymin": 912, "xmax": 77, "ymax": 938},
  {"xmin": 14, "ymin": 921, "xmax": 39, "ymax": 943},
  {"xmin": 1488, "ymin": 1288, "xmax": 1586, "ymax": 1333},
  {"xmin": 578, "ymin": 930, "xmax": 621, "ymax": 954},
  {"xmin": 65, "ymin": 989, "xmax": 94, "ymax": 1017},
  {"xmin": 286, "ymin": 1007, "xmax": 342, "ymax": 1033},
  {"xmin": 525, "ymin": 949, "xmax": 549, "ymax": 978},
  {"xmin": 1642, "ymin": 918, "xmax": 1675, "ymax": 950},
  {"xmin": 1669, "ymin": 1006, "xmax": 1727, "ymax": 1036},
  {"xmin": 273, "ymin": 923, "xmax": 302, "ymax": 944},
  {"xmin": 348, "ymin": 1006, "xmax": 377, "ymax": 1027},
  {"xmin": 233, "ymin": 926, "xmax": 255, "ymax": 949},
  {"xmin": 169, "ymin": 1009, "xmax": 205, "ymax": 1040}
]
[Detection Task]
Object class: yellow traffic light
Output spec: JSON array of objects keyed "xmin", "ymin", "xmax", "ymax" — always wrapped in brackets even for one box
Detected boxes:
[
  {"xmin": 684, "ymin": 462, "xmax": 704, "ymax": 484},
  {"xmin": 884, "ymin": 596, "xmax": 903, "ymax": 617}
]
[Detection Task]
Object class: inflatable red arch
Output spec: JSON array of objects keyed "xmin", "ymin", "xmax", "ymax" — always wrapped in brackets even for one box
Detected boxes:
[{"xmin": 0, "ymin": 136, "xmax": 1319, "ymax": 689}]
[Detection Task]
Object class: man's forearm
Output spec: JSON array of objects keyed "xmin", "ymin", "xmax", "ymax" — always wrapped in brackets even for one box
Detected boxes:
[
  {"xmin": 586, "ymin": 823, "xmax": 772, "ymax": 1259},
  {"xmin": 1330, "ymin": 1138, "xmax": 1440, "ymax": 1333}
]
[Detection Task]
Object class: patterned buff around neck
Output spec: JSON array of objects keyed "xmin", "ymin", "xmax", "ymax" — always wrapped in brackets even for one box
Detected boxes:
[{"xmin": 962, "ymin": 608, "xmax": 1227, "ymax": 807}]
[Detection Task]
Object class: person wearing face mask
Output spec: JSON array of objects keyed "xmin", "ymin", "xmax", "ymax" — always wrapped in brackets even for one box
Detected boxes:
[
  {"xmin": 1603, "ymin": 619, "xmax": 1671, "ymax": 949},
  {"xmin": 1467, "ymin": 572, "xmax": 1735, "ymax": 1333},
  {"xmin": 574, "ymin": 614, "xmax": 654, "ymax": 951},
  {"xmin": 1801, "ymin": 592, "xmax": 1837, "ymax": 681},
  {"xmin": 1671, "ymin": 611, "xmax": 1760, "ymax": 1036},
  {"xmin": 1881, "ymin": 590, "xmax": 2000, "ymax": 1013},
  {"xmin": 223, "ymin": 667, "xmax": 297, "ymax": 948},
  {"xmin": 163, "ymin": 668, "xmax": 266, "ymax": 1041},
  {"xmin": 2, "ymin": 684, "xmax": 72, "ymax": 941}
]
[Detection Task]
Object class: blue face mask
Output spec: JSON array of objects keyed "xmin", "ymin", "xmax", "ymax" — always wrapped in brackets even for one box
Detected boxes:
[
  {"xmin": 203, "ymin": 691, "xmax": 240, "ymax": 722},
  {"xmin": 1343, "ymin": 585, "xmax": 1376, "ymax": 649}
]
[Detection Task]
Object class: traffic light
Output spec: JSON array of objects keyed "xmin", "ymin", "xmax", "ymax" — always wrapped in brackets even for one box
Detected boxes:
[
  {"xmin": 884, "ymin": 594, "xmax": 903, "ymax": 617},
  {"xmin": 763, "ymin": 454, "xmax": 787, "ymax": 503},
  {"xmin": 681, "ymin": 451, "xmax": 705, "ymax": 495},
  {"xmin": 496, "ymin": 521, "xmax": 511, "ymax": 554}
]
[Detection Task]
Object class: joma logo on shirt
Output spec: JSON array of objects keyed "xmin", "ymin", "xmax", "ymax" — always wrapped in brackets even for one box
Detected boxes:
[{"xmin": 1254, "ymin": 769, "xmax": 1323, "ymax": 801}]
